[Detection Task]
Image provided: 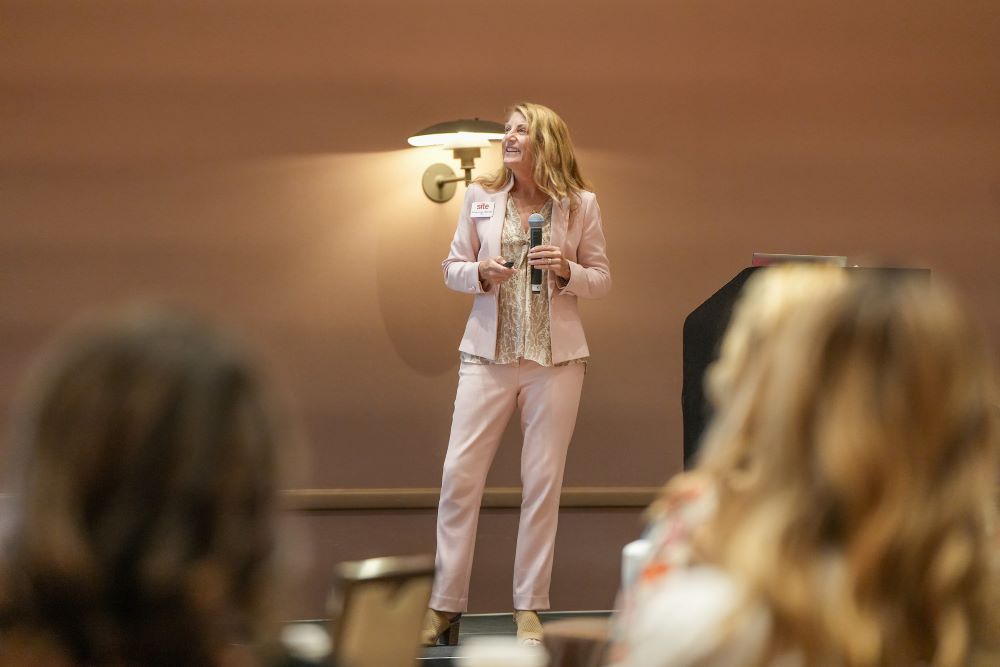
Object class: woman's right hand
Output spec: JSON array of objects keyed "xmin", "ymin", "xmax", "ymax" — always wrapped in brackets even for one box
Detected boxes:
[{"xmin": 478, "ymin": 256, "xmax": 516, "ymax": 288}]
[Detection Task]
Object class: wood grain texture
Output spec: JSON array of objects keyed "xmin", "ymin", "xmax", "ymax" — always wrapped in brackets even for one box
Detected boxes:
[
  {"xmin": 280, "ymin": 487, "xmax": 661, "ymax": 511},
  {"xmin": 2, "ymin": 0, "xmax": 998, "ymax": 616}
]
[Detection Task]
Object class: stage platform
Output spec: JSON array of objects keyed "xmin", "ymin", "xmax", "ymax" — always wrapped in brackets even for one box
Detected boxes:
[
  {"xmin": 418, "ymin": 610, "xmax": 610, "ymax": 665},
  {"xmin": 286, "ymin": 610, "xmax": 611, "ymax": 666}
]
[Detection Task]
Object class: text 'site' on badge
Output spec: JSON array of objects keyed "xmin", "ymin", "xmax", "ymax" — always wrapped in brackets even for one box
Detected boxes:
[{"xmin": 470, "ymin": 201, "xmax": 495, "ymax": 218}]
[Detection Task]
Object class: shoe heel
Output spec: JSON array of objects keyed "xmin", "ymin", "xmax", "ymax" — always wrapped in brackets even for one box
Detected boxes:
[{"xmin": 436, "ymin": 614, "xmax": 462, "ymax": 646}]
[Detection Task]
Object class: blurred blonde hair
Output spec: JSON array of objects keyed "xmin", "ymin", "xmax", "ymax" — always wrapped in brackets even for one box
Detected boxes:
[
  {"xmin": 700, "ymin": 265, "xmax": 851, "ymax": 479},
  {"xmin": 477, "ymin": 101, "xmax": 592, "ymax": 203},
  {"xmin": 699, "ymin": 275, "xmax": 1000, "ymax": 666},
  {"xmin": 655, "ymin": 265, "xmax": 850, "ymax": 514}
]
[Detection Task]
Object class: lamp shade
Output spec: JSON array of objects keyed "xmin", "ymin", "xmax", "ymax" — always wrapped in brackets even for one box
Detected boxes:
[{"xmin": 407, "ymin": 118, "xmax": 505, "ymax": 148}]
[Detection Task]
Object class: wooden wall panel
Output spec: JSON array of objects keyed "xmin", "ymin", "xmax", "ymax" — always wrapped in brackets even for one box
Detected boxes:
[{"xmin": 1, "ymin": 0, "xmax": 998, "ymax": 616}]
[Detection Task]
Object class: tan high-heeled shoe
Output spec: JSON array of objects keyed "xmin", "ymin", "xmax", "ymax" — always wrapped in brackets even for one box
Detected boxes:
[
  {"xmin": 420, "ymin": 608, "xmax": 462, "ymax": 646},
  {"xmin": 513, "ymin": 610, "xmax": 543, "ymax": 646}
]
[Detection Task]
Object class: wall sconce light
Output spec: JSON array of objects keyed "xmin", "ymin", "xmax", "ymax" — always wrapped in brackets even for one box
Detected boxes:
[{"xmin": 408, "ymin": 118, "xmax": 505, "ymax": 203}]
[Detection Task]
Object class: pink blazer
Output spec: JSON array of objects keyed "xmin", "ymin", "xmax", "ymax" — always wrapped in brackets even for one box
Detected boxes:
[{"xmin": 442, "ymin": 179, "xmax": 612, "ymax": 364}]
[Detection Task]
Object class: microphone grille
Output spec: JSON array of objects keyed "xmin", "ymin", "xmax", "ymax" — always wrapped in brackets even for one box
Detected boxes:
[{"xmin": 527, "ymin": 213, "xmax": 545, "ymax": 229}]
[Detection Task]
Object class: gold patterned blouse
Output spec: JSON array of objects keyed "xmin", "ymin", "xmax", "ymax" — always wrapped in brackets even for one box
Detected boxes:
[{"xmin": 461, "ymin": 198, "xmax": 588, "ymax": 368}]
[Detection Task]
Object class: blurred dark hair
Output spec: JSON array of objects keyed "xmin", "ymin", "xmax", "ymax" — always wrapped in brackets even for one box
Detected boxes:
[{"xmin": 0, "ymin": 307, "xmax": 285, "ymax": 666}]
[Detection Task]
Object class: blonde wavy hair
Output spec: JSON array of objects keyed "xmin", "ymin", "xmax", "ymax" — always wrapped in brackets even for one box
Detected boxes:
[
  {"xmin": 698, "ymin": 275, "xmax": 1000, "ymax": 666},
  {"xmin": 701, "ymin": 265, "xmax": 850, "ymax": 478},
  {"xmin": 477, "ymin": 101, "xmax": 593, "ymax": 203},
  {"xmin": 655, "ymin": 265, "xmax": 849, "ymax": 514}
]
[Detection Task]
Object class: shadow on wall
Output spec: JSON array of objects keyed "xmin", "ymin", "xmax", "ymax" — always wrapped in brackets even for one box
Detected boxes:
[
  {"xmin": 190, "ymin": 147, "xmax": 483, "ymax": 378},
  {"xmin": 371, "ymin": 147, "xmax": 501, "ymax": 376},
  {"xmin": 236, "ymin": 146, "xmax": 480, "ymax": 377}
]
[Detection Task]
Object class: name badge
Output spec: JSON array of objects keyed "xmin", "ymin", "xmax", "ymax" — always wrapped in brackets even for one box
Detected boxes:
[{"xmin": 470, "ymin": 201, "xmax": 495, "ymax": 218}]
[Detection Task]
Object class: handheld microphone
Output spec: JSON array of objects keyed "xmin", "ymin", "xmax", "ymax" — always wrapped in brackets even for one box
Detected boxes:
[{"xmin": 528, "ymin": 213, "xmax": 544, "ymax": 294}]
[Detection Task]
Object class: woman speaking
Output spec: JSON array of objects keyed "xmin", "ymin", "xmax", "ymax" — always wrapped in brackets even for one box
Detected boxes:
[{"xmin": 423, "ymin": 102, "xmax": 611, "ymax": 646}]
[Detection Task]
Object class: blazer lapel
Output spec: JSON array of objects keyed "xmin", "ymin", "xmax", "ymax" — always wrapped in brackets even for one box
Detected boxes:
[
  {"xmin": 547, "ymin": 197, "xmax": 570, "ymax": 298},
  {"xmin": 484, "ymin": 179, "xmax": 515, "ymax": 259},
  {"xmin": 550, "ymin": 196, "xmax": 570, "ymax": 250},
  {"xmin": 487, "ymin": 191, "xmax": 506, "ymax": 258}
]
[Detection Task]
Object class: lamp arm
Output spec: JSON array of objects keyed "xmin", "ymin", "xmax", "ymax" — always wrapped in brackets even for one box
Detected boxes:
[{"xmin": 436, "ymin": 168, "xmax": 474, "ymax": 186}]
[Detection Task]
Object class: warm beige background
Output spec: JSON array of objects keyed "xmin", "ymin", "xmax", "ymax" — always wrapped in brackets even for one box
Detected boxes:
[{"xmin": 2, "ymin": 0, "xmax": 999, "ymax": 617}]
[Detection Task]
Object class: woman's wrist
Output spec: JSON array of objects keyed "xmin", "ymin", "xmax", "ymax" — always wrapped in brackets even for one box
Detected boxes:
[{"xmin": 477, "ymin": 260, "xmax": 492, "ymax": 290}]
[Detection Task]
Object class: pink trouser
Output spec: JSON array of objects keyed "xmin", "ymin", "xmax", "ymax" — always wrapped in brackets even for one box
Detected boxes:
[{"xmin": 430, "ymin": 359, "xmax": 586, "ymax": 613}]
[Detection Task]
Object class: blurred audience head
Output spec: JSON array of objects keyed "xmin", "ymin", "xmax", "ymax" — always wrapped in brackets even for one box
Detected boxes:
[
  {"xmin": 697, "ymin": 263, "xmax": 849, "ymax": 481},
  {"xmin": 700, "ymin": 274, "xmax": 1000, "ymax": 666},
  {"xmin": 0, "ymin": 306, "xmax": 289, "ymax": 666}
]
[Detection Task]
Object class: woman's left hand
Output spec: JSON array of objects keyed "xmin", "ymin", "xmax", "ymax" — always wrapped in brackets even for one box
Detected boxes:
[{"xmin": 528, "ymin": 245, "xmax": 570, "ymax": 280}]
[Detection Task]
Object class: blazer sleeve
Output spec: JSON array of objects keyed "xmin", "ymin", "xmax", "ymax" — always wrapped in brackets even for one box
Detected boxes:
[
  {"xmin": 442, "ymin": 186, "xmax": 488, "ymax": 294},
  {"xmin": 558, "ymin": 193, "xmax": 612, "ymax": 299}
]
